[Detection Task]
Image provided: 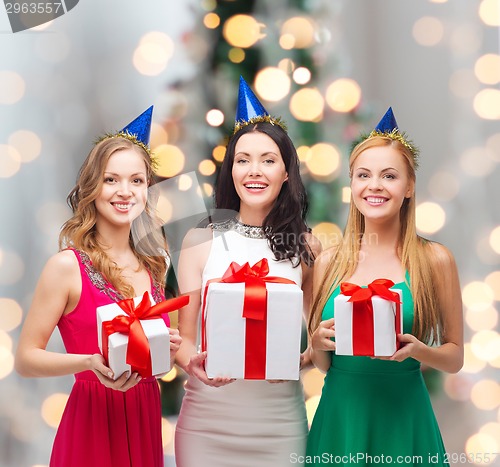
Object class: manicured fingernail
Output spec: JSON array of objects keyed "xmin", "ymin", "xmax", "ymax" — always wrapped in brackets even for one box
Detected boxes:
[{"xmin": 108, "ymin": 372, "xmax": 113, "ymax": 378}]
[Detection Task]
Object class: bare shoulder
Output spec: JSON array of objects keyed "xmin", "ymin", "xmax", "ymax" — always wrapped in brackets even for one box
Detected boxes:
[
  {"xmin": 43, "ymin": 249, "xmax": 80, "ymax": 277},
  {"xmin": 425, "ymin": 241, "xmax": 457, "ymax": 269},
  {"xmin": 181, "ymin": 227, "xmax": 213, "ymax": 249}
]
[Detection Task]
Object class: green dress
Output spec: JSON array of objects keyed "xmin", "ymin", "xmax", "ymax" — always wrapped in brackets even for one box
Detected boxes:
[{"xmin": 306, "ymin": 280, "xmax": 449, "ymax": 466}]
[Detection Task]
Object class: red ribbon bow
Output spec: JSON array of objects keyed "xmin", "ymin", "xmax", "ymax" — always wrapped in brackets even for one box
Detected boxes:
[
  {"xmin": 340, "ymin": 279, "xmax": 402, "ymax": 356},
  {"xmin": 103, "ymin": 291, "xmax": 189, "ymax": 377},
  {"xmin": 202, "ymin": 258, "xmax": 296, "ymax": 379}
]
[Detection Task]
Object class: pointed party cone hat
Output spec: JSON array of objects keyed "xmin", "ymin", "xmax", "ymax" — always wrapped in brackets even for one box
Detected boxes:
[{"xmin": 233, "ymin": 76, "xmax": 287, "ymax": 134}]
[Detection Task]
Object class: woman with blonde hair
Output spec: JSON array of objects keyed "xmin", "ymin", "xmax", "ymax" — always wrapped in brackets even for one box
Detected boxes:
[
  {"xmin": 15, "ymin": 107, "xmax": 181, "ymax": 467},
  {"xmin": 306, "ymin": 108, "xmax": 463, "ymax": 466}
]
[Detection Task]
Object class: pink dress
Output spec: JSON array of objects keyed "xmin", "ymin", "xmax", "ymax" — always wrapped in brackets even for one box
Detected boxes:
[{"xmin": 50, "ymin": 248, "xmax": 167, "ymax": 467}]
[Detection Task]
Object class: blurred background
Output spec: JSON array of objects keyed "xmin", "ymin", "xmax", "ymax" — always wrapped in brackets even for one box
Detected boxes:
[{"xmin": 0, "ymin": 0, "xmax": 499, "ymax": 466}]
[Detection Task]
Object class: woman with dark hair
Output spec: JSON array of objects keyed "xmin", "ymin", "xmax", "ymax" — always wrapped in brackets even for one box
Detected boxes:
[
  {"xmin": 174, "ymin": 78, "xmax": 321, "ymax": 467},
  {"xmin": 15, "ymin": 107, "xmax": 181, "ymax": 467}
]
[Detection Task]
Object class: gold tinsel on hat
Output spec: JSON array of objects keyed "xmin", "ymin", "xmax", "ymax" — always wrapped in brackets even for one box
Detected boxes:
[{"xmin": 233, "ymin": 115, "xmax": 288, "ymax": 135}]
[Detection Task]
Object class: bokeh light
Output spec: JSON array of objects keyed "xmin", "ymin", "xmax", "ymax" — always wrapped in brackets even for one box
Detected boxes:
[
  {"xmin": 465, "ymin": 432, "xmax": 498, "ymax": 464},
  {"xmin": 41, "ymin": 393, "xmax": 69, "ymax": 428},
  {"xmin": 479, "ymin": 0, "xmax": 500, "ymax": 26},
  {"xmin": 311, "ymin": 222, "xmax": 343, "ymax": 250},
  {"xmin": 150, "ymin": 123, "xmax": 169, "ymax": 150},
  {"xmin": 0, "ymin": 145, "xmax": 22, "ymax": 178},
  {"xmin": 198, "ymin": 159, "xmax": 216, "ymax": 176},
  {"xmin": 474, "ymin": 89, "xmax": 500, "ymax": 119},
  {"xmin": 461, "ymin": 343, "xmax": 487, "ymax": 374},
  {"xmin": 342, "ymin": 187, "xmax": 351, "ymax": 203},
  {"xmin": 290, "ymin": 88, "xmax": 324, "ymax": 121},
  {"xmin": 228, "ymin": 47, "xmax": 245, "ymax": 63},
  {"xmin": 415, "ymin": 202, "xmax": 446, "ymax": 234},
  {"xmin": 204, "ymin": 12, "xmax": 220, "ymax": 29},
  {"xmin": 206, "ymin": 109, "xmax": 224, "ymax": 127},
  {"xmin": 280, "ymin": 17, "xmax": 315, "ymax": 49},
  {"xmin": 0, "ymin": 250, "xmax": 24, "ymax": 285},
  {"xmin": 486, "ymin": 133, "xmax": 500, "ymax": 161},
  {"xmin": 8, "ymin": 130, "xmax": 42, "ymax": 163},
  {"xmin": 0, "ymin": 329, "xmax": 13, "ymax": 352},
  {"xmin": 466, "ymin": 307, "xmax": 498, "ymax": 331},
  {"xmin": 413, "ymin": 17, "xmax": 444, "ymax": 46},
  {"xmin": 156, "ymin": 194, "xmax": 173, "ymax": 224},
  {"xmin": 449, "ymin": 24, "xmax": 482, "ymax": 56},
  {"xmin": 293, "ymin": 67, "xmax": 311, "ymax": 85},
  {"xmin": 223, "ymin": 15, "xmax": 265, "ymax": 48},
  {"xmin": 470, "ymin": 379, "xmax": 500, "ymax": 410},
  {"xmin": 325, "ymin": 78, "xmax": 361, "ymax": 112},
  {"xmin": 485, "ymin": 271, "xmax": 500, "ymax": 300},
  {"xmin": 489, "ymin": 226, "xmax": 500, "ymax": 254},
  {"xmin": 470, "ymin": 330, "xmax": 500, "ymax": 362},
  {"xmin": 133, "ymin": 32, "xmax": 174, "ymax": 76},
  {"xmin": 463, "ymin": 281, "xmax": 495, "ymax": 311},
  {"xmin": 0, "ymin": 347, "xmax": 14, "ymax": 379},
  {"xmin": 212, "ymin": 145, "xmax": 226, "ymax": 162},
  {"xmin": 0, "ymin": 71, "xmax": 25, "ymax": 104},
  {"xmin": 0, "ymin": 298, "xmax": 23, "ymax": 331},
  {"xmin": 155, "ymin": 144, "xmax": 185, "ymax": 178},
  {"xmin": 161, "ymin": 366, "xmax": 178, "ymax": 383},
  {"xmin": 305, "ymin": 143, "xmax": 341, "ymax": 179},
  {"xmin": 255, "ymin": 67, "xmax": 290, "ymax": 102},
  {"xmin": 177, "ymin": 174, "xmax": 193, "ymax": 191},
  {"xmin": 203, "ymin": 183, "xmax": 214, "ymax": 197},
  {"xmin": 475, "ymin": 54, "xmax": 500, "ymax": 85}
]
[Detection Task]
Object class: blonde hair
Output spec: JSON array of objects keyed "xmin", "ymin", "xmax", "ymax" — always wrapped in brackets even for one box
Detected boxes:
[
  {"xmin": 59, "ymin": 137, "xmax": 167, "ymax": 298},
  {"xmin": 308, "ymin": 136, "xmax": 443, "ymax": 344}
]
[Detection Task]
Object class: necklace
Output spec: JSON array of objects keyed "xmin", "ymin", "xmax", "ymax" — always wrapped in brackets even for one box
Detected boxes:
[{"xmin": 209, "ymin": 218, "xmax": 268, "ymax": 239}]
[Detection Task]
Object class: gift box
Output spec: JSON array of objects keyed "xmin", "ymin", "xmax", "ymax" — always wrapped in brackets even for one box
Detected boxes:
[
  {"xmin": 97, "ymin": 292, "xmax": 188, "ymax": 379},
  {"xmin": 334, "ymin": 279, "xmax": 403, "ymax": 356},
  {"xmin": 201, "ymin": 259, "xmax": 303, "ymax": 380}
]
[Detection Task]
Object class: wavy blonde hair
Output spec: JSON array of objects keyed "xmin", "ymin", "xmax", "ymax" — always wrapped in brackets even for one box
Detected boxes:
[
  {"xmin": 59, "ymin": 137, "xmax": 167, "ymax": 298},
  {"xmin": 308, "ymin": 136, "xmax": 443, "ymax": 344}
]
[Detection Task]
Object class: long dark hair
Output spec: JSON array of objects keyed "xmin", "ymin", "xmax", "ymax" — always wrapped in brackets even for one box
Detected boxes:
[{"xmin": 214, "ymin": 122, "xmax": 314, "ymax": 266}]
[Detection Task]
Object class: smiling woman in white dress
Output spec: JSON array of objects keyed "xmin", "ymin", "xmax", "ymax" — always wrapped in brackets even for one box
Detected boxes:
[{"xmin": 174, "ymin": 77, "xmax": 321, "ymax": 467}]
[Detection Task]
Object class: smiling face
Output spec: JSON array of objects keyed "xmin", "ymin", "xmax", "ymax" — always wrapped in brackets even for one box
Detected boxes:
[
  {"xmin": 350, "ymin": 144, "xmax": 414, "ymax": 224},
  {"xmin": 94, "ymin": 148, "xmax": 149, "ymax": 230},
  {"xmin": 231, "ymin": 131, "xmax": 288, "ymax": 222}
]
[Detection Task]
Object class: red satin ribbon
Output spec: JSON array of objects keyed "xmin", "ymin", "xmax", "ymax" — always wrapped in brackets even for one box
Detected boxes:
[
  {"xmin": 102, "ymin": 291, "xmax": 189, "ymax": 377},
  {"xmin": 340, "ymin": 278, "xmax": 402, "ymax": 356},
  {"xmin": 201, "ymin": 258, "xmax": 296, "ymax": 379}
]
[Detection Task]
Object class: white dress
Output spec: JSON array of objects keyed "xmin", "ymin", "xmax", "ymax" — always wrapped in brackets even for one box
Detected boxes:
[{"xmin": 175, "ymin": 224, "xmax": 307, "ymax": 467}]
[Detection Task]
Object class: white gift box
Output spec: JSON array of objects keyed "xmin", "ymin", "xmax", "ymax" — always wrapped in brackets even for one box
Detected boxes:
[
  {"xmin": 334, "ymin": 289, "xmax": 403, "ymax": 356},
  {"xmin": 97, "ymin": 295, "xmax": 170, "ymax": 379},
  {"xmin": 203, "ymin": 282, "xmax": 303, "ymax": 380}
]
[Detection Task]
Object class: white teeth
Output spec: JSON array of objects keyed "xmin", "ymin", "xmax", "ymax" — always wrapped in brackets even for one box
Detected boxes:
[
  {"xmin": 366, "ymin": 197, "xmax": 386, "ymax": 204},
  {"xmin": 113, "ymin": 203, "xmax": 131, "ymax": 210},
  {"xmin": 245, "ymin": 184, "xmax": 267, "ymax": 189}
]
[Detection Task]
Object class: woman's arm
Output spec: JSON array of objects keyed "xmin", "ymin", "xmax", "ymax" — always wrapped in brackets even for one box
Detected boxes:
[
  {"xmin": 175, "ymin": 228, "xmax": 233, "ymax": 387},
  {"xmin": 15, "ymin": 250, "xmax": 141, "ymax": 391},
  {"xmin": 391, "ymin": 243, "xmax": 464, "ymax": 373},
  {"xmin": 300, "ymin": 232, "xmax": 323, "ymax": 370},
  {"xmin": 309, "ymin": 248, "xmax": 337, "ymax": 373}
]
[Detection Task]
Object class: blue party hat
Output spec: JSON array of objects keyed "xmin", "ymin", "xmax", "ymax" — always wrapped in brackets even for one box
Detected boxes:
[
  {"xmin": 351, "ymin": 106, "xmax": 419, "ymax": 165},
  {"xmin": 233, "ymin": 76, "xmax": 287, "ymax": 134},
  {"xmin": 121, "ymin": 105, "xmax": 153, "ymax": 146},
  {"xmin": 374, "ymin": 107, "xmax": 398, "ymax": 133},
  {"xmin": 96, "ymin": 106, "xmax": 154, "ymax": 156}
]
